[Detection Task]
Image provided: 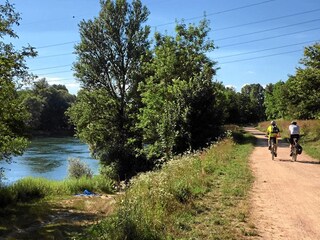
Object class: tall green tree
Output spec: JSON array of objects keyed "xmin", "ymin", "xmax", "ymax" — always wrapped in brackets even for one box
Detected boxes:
[
  {"xmin": 67, "ymin": 0, "xmax": 151, "ymax": 178},
  {"xmin": 299, "ymin": 43, "xmax": 320, "ymax": 69},
  {"xmin": 285, "ymin": 69, "xmax": 320, "ymax": 119},
  {"xmin": 264, "ymin": 81, "xmax": 287, "ymax": 120},
  {"xmin": 138, "ymin": 19, "xmax": 223, "ymax": 161},
  {"xmin": 285, "ymin": 43, "xmax": 320, "ymax": 119},
  {"xmin": 0, "ymin": 1, "xmax": 36, "ymax": 162},
  {"xmin": 240, "ymin": 83, "xmax": 266, "ymax": 123},
  {"xmin": 223, "ymin": 87, "xmax": 242, "ymax": 124}
]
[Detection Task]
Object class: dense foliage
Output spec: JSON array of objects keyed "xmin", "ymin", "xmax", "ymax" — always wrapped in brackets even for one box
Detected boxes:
[
  {"xmin": 67, "ymin": 0, "xmax": 273, "ymax": 178},
  {"xmin": 264, "ymin": 43, "xmax": 320, "ymax": 120},
  {"xmin": 2, "ymin": 0, "xmax": 319, "ymax": 181},
  {"xmin": 221, "ymin": 84, "xmax": 266, "ymax": 124},
  {"xmin": 67, "ymin": 0, "xmax": 151, "ymax": 178},
  {"xmin": 138, "ymin": 19, "xmax": 224, "ymax": 161},
  {"xmin": 0, "ymin": 1, "xmax": 36, "ymax": 162},
  {"xmin": 19, "ymin": 79, "xmax": 76, "ymax": 133}
]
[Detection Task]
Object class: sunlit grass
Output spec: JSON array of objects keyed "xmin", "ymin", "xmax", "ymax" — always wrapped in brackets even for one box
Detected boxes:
[
  {"xmin": 83, "ymin": 131, "xmax": 256, "ymax": 239},
  {"xmin": 0, "ymin": 175, "xmax": 114, "ymax": 207}
]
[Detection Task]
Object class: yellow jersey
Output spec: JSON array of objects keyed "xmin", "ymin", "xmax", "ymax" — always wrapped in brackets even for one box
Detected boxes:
[{"xmin": 266, "ymin": 125, "xmax": 280, "ymax": 138}]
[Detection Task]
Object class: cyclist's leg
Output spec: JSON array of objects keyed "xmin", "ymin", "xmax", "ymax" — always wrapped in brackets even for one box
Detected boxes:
[
  {"xmin": 289, "ymin": 135, "xmax": 294, "ymax": 156},
  {"xmin": 272, "ymin": 137, "xmax": 277, "ymax": 156}
]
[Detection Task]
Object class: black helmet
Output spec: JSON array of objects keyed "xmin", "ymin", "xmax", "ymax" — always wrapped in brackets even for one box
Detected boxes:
[
  {"xmin": 271, "ymin": 120, "xmax": 276, "ymax": 125},
  {"xmin": 291, "ymin": 121, "xmax": 297, "ymax": 125}
]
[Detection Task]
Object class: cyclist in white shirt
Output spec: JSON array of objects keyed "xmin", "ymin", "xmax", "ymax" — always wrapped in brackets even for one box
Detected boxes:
[{"xmin": 288, "ymin": 121, "xmax": 300, "ymax": 156}]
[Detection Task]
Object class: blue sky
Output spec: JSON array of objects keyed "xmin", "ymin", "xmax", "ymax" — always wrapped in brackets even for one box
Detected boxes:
[{"xmin": 8, "ymin": 0, "xmax": 320, "ymax": 94}]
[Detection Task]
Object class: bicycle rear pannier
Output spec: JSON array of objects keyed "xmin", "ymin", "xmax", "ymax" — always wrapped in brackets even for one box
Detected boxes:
[{"xmin": 296, "ymin": 144, "xmax": 303, "ymax": 154}]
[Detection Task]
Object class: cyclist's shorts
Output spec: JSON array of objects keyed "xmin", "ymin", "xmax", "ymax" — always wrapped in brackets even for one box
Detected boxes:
[
  {"xmin": 270, "ymin": 136, "xmax": 278, "ymax": 144},
  {"xmin": 289, "ymin": 134, "xmax": 300, "ymax": 145}
]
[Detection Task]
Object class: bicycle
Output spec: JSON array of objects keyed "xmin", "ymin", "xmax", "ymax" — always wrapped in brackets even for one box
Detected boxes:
[
  {"xmin": 291, "ymin": 137, "xmax": 299, "ymax": 161},
  {"xmin": 270, "ymin": 137, "xmax": 277, "ymax": 160}
]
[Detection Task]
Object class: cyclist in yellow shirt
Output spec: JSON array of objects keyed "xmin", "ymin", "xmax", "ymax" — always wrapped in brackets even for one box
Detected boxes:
[{"xmin": 266, "ymin": 120, "xmax": 280, "ymax": 157}]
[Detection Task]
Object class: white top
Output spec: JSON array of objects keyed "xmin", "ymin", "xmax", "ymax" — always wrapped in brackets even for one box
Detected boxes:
[{"xmin": 289, "ymin": 124, "xmax": 300, "ymax": 135}]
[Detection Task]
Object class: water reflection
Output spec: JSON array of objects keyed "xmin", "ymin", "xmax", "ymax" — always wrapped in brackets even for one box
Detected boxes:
[{"xmin": 0, "ymin": 137, "xmax": 99, "ymax": 184}]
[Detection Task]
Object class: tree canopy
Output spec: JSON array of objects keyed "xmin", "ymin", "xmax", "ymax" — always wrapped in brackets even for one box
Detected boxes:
[
  {"xmin": 264, "ymin": 42, "xmax": 320, "ymax": 120},
  {"xmin": 0, "ymin": 1, "xmax": 36, "ymax": 162},
  {"xmin": 2, "ymin": 0, "xmax": 319, "ymax": 183},
  {"xmin": 138, "ymin": 19, "xmax": 224, "ymax": 160},
  {"xmin": 68, "ymin": 0, "xmax": 151, "ymax": 178}
]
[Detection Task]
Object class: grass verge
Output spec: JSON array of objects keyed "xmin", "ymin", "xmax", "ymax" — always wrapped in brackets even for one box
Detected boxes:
[
  {"xmin": 82, "ymin": 130, "xmax": 256, "ymax": 239},
  {"xmin": 0, "ymin": 175, "xmax": 114, "ymax": 207}
]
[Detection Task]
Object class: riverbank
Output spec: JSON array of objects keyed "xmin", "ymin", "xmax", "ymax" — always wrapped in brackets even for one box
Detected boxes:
[
  {"xmin": 0, "ymin": 174, "xmax": 116, "ymax": 238},
  {"xmin": 0, "ymin": 129, "xmax": 256, "ymax": 239},
  {"xmin": 0, "ymin": 136, "xmax": 99, "ymax": 185},
  {"xmin": 0, "ymin": 192, "xmax": 118, "ymax": 239}
]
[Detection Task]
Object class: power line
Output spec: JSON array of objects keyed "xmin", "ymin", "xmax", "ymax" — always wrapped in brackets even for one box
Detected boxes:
[
  {"xmin": 36, "ymin": 41, "xmax": 77, "ymax": 49},
  {"xmin": 31, "ymin": 64, "xmax": 71, "ymax": 71},
  {"xmin": 215, "ymin": 39, "xmax": 320, "ymax": 59},
  {"xmin": 32, "ymin": 1, "xmax": 277, "ymax": 51},
  {"xmin": 219, "ymin": 49, "xmax": 303, "ymax": 64},
  {"xmin": 214, "ymin": 8, "xmax": 320, "ymax": 31},
  {"xmin": 215, "ymin": 18, "xmax": 320, "ymax": 41},
  {"xmin": 30, "ymin": 39, "xmax": 318, "ymax": 73},
  {"xmin": 218, "ymin": 27, "xmax": 320, "ymax": 48},
  {"xmin": 36, "ymin": 70, "xmax": 72, "ymax": 76},
  {"xmin": 35, "ymin": 52, "xmax": 74, "ymax": 59},
  {"xmin": 44, "ymin": 78, "xmax": 76, "ymax": 83},
  {"xmin": 24, "ymin": 0, "xmax": 320, "ymax": 82},
  {"xmin": 32, "ymin": 12, "xmax": 319, "ymax": 55},
  {"xmin": 32, "ymin": 17, "xmax": 320, "ymax": 60},
  {"xmin": 153, "ymin": 0, "xmax": 276, "ymax": 27}
]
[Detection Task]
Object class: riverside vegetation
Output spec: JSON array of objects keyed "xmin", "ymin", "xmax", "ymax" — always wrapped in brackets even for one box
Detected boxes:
[
  {"xmin": 0, "ymin": 128, "xmax": 257, "ymax": 239},
  {"xmin": 80, "ymin": 128, "xmax": 257, "ymax": 240},
  {"xmin": 0, "ymin": 123, "xmax": 318, "ymax": 238},
  {"xmin": 1, "ymin": 0, "xmax": 320, "ymax": 238}
]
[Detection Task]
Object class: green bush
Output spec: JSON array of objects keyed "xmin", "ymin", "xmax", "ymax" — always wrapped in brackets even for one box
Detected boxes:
[
  {"xmin": 11, "ymin": 177, "xmax": 53, "ymax": 202},
  {"xmin": 99, "ymin": 163, "xmax": 118, "ymax": 180},
  {"xmin": 67, "ymin": 157, "xmax": 93, "ymax": 179}
]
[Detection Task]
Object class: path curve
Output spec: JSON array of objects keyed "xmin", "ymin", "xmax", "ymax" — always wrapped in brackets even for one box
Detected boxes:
[{"xmin": 245, "ymin": 127, "xmax": 320, "ymax": 240}]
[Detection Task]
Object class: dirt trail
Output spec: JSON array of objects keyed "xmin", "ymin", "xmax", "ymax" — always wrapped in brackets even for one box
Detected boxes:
[{"xmin": 245, "ymin": 127, "xmax": 320, "ymax": 240}]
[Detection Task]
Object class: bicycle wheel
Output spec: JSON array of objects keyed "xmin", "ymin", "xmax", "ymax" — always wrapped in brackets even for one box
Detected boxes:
[
  {"xmin": 292, "ymin": 147, "xmax": 297, "ymax": 161},
  {"xmin": 271, "ymin": 142, "xmax": 275, "ymax": 160}
]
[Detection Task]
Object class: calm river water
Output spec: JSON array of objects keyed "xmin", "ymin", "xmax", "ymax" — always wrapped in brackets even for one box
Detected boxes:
[{"xmin": 0, "ymin": 137, "xmax": 99, "ymax": 185}]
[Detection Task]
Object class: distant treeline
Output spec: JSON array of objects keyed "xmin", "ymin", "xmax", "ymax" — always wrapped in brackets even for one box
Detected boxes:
[{"xmin": 19, "ymin": 79, "xmax": 76, "ymax": 136}]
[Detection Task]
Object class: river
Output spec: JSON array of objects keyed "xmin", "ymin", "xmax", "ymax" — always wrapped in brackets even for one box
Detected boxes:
[{"xmin": 0, "ymin": 137, "xmax": 99, "ymax": 185}]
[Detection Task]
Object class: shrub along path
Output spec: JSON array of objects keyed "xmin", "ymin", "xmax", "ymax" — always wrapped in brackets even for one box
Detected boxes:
[{"xmin": 245, "ymin": 127, "xmax": 320, "ymax": 240}]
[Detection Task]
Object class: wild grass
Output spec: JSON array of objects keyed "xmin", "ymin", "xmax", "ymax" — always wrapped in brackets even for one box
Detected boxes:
[
  {"xmin": 0, "ymin": 175, "xmax": 114, "ymax": 208},
  {"xmin": 257, "ymin": 119, "xmax": 320, "ymax": 160},
  {"xmin": 83, "ymin": 131, "xmax": 256, "ymax": 239}
]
